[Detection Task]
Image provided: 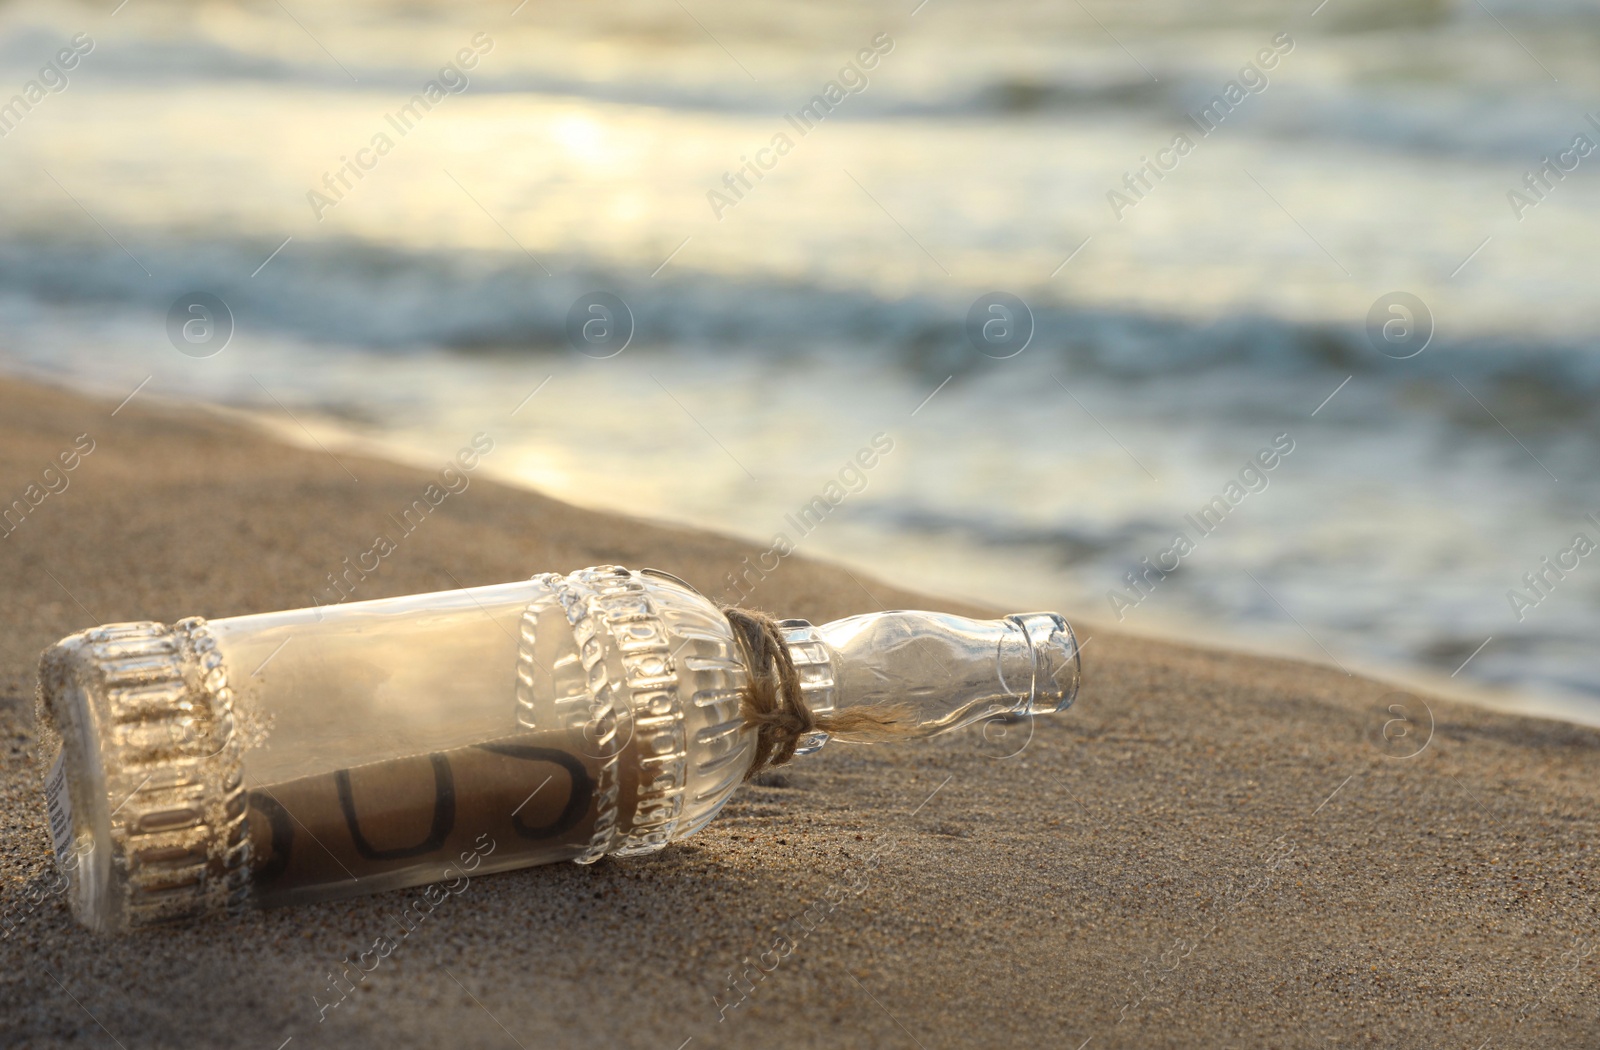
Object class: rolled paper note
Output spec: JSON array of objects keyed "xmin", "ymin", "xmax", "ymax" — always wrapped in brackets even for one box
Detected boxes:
[{"xmin": 34, "ymin": 565, "xmax": 1082, "ymax": 933}]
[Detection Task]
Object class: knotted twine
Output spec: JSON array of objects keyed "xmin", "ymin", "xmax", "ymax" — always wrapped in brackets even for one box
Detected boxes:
[{"xmin": 722, "ymin": 607, "xmax": 918, "ymax": 779}]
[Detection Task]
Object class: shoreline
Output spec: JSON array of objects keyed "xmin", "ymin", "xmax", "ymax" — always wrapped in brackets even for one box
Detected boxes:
[{"xmin": 105, "ymin": 376, "xmax": 1600, "ymax": 735}]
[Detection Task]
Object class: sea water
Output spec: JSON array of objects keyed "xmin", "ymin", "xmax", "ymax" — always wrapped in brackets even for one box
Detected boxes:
[{"xmin": 0, "ymin": 0, "xmax": 1596, "ymax": 720}]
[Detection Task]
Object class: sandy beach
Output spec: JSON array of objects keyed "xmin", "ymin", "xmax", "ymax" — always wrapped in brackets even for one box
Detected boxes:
[{"xmin": 1, "ymin": 376, "xmax": 1596, "ymax": 1049}]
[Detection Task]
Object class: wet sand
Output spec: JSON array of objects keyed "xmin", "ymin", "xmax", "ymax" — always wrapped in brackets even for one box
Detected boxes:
[{"xmin": 1, "ymin": 377, "xmax": 1596, "ymax": 1049}]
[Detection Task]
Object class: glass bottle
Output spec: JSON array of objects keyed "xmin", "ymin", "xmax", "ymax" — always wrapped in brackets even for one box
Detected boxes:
[{"xmin": 35, "ymin": 565, "xmax": 1081, "ymax": 933}]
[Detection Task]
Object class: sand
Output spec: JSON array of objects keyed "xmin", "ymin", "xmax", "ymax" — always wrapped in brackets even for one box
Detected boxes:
[{"xmin": 0, "ymin": 377, "xmax": 1596, "ymax": 1049}]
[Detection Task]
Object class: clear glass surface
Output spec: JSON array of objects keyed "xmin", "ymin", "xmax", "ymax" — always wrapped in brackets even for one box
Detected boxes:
[
  {"xmin": 37, "ymin": 565, "xmax": 1080, "ymax": 929},
  {"xmin": 210, "ymin": 579, "xmax": 601, "ymax": 907},
  {"xmin": 815, "ymin": 610, "xmax": 1081, "ymax": 736}
]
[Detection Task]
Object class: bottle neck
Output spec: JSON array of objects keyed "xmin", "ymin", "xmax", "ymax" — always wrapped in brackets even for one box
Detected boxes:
[{"xmin": 780, "ymin": 610, "xmax": 1081, "ymax": 754}]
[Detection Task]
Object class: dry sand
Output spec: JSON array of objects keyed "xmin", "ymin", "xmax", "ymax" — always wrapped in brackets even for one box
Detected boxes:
[{"xmin": 0, "ymin": 377, "xmax": 1596, "ymax": 1049}]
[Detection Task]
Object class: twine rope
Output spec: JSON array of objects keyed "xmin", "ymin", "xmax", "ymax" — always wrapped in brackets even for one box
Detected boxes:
[{"xmin": 722, "ymin": 607, "xmax": 917, "ymax": 779}]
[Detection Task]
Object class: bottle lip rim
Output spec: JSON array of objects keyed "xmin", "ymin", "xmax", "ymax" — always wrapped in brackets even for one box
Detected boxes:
[{"xmin": 1006, "ymin": 612, "xmax": 1083, "ymax": 714}]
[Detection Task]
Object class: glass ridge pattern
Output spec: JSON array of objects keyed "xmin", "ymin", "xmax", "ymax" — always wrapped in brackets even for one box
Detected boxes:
[
  {"xmin": 520, "ymin": 566, "xmax": 758, "ymax": 860},
  {"xmin": 42, "ymin": 619, "xmax": 249, "ymax": 929},
  {"xmin": 536, "ymin": 570, "xmax": 630, "ymax": 864}
]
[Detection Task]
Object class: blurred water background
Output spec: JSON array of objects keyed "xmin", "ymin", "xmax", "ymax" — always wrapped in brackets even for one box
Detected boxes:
[{"xmin": 1, "ymin": 0, "xmax": 1598, "ymax": 722}]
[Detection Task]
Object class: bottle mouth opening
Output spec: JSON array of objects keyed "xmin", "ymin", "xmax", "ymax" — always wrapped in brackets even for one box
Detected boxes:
[{"xmin": 1006, "ymin": 612, "xmax": 1083, "ymax": 715}]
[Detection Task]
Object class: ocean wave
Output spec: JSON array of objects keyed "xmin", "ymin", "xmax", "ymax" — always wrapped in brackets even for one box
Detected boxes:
[
  {"xmin": 845, "ymin": 502, "xmax": 1130, "ymax": 567},
  {"xmin": 2, "ymin": 235, "xmax": 1598, "ymax": 405},
  {"xmin": 0, "ymin": 34, "xmax": 1182, "ymax": 117},
  {"xmin": 0, "ymin": 9, "xmax": 1587, "ymax": 167}
]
